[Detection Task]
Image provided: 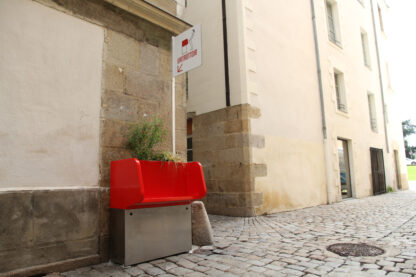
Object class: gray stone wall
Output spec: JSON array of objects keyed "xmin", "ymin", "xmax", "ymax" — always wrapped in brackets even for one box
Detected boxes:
[
  {"xmin": 99, "ymin": 13, "xmax": 186, "ymax": 265},
  {"xmin": 100, "ymin": 29, "xmax": 187, "ymax": 187},
  {"xmin": 193, "ymin": 104, "xmax": 267, "ymax": 216},
  {"xmin": 1, "ymin": 0, "xmax": 186, "ymax": 275},
  {"xmin": 0, "ymin": 189, "xmax": 102, "ymax": 273}
]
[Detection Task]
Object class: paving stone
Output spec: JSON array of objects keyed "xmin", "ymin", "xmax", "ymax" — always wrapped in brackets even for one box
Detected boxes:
[
  {"xmin": 263, "ymin": 270, "xmax": 285, "ymax": 277},
  {"xmin": 366, "ymin": 269, "xmax": 387, "ymax": 276},
  {"xmin": 265, "ymin": 264, "xmax": 284, "ymax": 271},
  {"xmin": 59, "ymin": 191, "xmax": 416, "ymax": 277},
  {"xmin": 124, "ymin": 266, "xmax": 145, "ymax": 276},
  {"xmin": 386, "ymin": 258, "xmax": 405, "ymax": 263},
  {"xmin": 286, "ymin": 264, "xmax": 306, "ymax": 271},
  {"xmin": 386, "ymin": 273, "xmax": 412, "ymax": 277},
  {"xmin": 136, "ymin": 263, "xmax": 154, "ymax": 270},
  {"xmin": 167, "ymin": 266, "xmax": 193, "ymax": 275},
  {"xmin": 248, "ymin": 265, "xmax": 267, "ymax": 273},
  {"xmin": 143, "ymin": 266, "xmax": 165, "ymax": 275},
  {"xmin": 363, "ymin": 263, "xmax": 381, "ymax": 269},
  {"xmin": 177, "ymin": 259, "xmax": 197, "ymax": 269},
  {"xmin": 111, "ymin": 271, "xmax": 130, "ymax": 277},
  {"xmin": 281, "ymin": 268, "xmax": 304, "ymax": 276},
  {"xmin": 227, "ymin": 267, "xmax": 247, "ymax": 275},
  {"xmin": 402, "ymin": 268, "xmax": 416, "ymax": 274},
  {"xmin": 155, "ymin": 262, "xmax": 177, "ymax": 271},
  {"xmin": 383, "ymin": 266, "xmax": 400, "ymax": 272},
  {"xmin": 396, "ymin": 263, "xmax": 413, "ymax": 269},
  {"xmin": 377, "ymin": 260, "xmax": 395, "ymax": 267},
  {"xmin": 203, "ymin": 269, "xmax": 226, "ymax": 276},
  {"xmin": 184, "ymin": 272, "xmax": 207, "ymax": 277}
]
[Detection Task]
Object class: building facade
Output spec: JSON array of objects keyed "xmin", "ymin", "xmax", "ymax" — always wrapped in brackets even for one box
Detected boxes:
[
  {"xmin": 181, "ymin": 0, "xmax": 408, "ymax": 216},
  {"xmin": 0, "ymin": 0, "xmax": 187, "ymax": 274}
]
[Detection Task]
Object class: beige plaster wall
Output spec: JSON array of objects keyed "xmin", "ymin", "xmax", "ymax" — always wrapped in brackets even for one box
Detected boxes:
[
  {"xmin": 248, "ymin": 1, "xmax": 328, "ymax": 212},
  {"xmin": 0, "ymin": 0, "xmax": 103, "ymax": 189},
  {"xmin": 254, "ymin": 137, "xmax": 327, "ymax": 214},
  {"xmin": 181, "ymin": 0, "xmax": 227, "ymax": 114},
  {"xmin": 182, "ymin": 0, "xmax": 406, "ymax": 214},
  {"xmin": 314, "ymin": 0, "xmax": 407, "ymax": 198}
]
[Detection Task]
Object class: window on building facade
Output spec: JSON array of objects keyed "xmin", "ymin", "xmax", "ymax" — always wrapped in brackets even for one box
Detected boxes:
[
  {"xmin": 334, "ymin": 70, "xmax": 347, "ymax": 113},
  {"xmin": 326, "ymin": 1, "xmax": 341, "ymax": 45},
  {"xmin": 187, "ymin": 118, "xmax": 193, "ymax": 161},
  {"xmin": 378, "ymin": 5, "xmax": 384, "ymax": 32},
  {"xmin": 367, "ymin": 92, "xmax": 378, "ymax": 132},
  {"xmin": 361, "ymin": 30, "xmax": 371, "ymax": 67}
]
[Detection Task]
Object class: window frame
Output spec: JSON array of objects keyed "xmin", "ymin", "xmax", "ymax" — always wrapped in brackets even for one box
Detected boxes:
[
  {"xmin": 333, "ymin": 69, "xmax": 348, "ymax": 113},
  {"xmin": 378, "ymin": 5, "xmax": 384, "ymax": 33},
  {"xmin": 367, "ymin": 92, "xmax": 378, "ymax": 132},
  {"xmin": 326, "ymin": 0, "xmax": 342, "ymax": 46},
  {"xmin": 360, "ymin": 30, "xmax": 371, "ymax": 68}
]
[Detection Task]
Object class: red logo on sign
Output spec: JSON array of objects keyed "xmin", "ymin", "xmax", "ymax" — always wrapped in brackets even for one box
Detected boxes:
[{"xmin": 177, "ymin": 64, "xmax": 183, "ymax": 73}]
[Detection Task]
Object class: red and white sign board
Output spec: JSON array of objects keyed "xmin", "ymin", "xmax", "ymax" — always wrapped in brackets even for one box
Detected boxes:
[{"xmin": 172, "ymin": 25, "xmax": 202, "ymax": 77}]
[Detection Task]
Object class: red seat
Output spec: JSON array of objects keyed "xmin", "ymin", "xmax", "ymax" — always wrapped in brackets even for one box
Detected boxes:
[{"xmin": 110, "ymin": 159, "xmax": 206, "ymax": 209}]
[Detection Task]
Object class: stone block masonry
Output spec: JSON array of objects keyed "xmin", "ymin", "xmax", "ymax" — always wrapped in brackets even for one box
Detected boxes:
[
  {"xmin": 192, "ymin": 104, "xmax": 266, "ymax": 216},
  {"xmin": 0, "ymin": 0, "xmax": 188, "ymax": 275},
  {"xmin": 0, "ymin": 189, "xmax": 102, "ymax": 273}
]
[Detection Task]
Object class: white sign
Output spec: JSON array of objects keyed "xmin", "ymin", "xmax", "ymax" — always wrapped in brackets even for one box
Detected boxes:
[{"xmin": 172, "ymin": 25, "xmax": 202, "ymax": 77}]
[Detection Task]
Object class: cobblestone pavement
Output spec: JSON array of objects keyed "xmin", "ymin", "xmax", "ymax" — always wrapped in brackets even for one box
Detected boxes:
[{"xmin": 61, "ymin": 190, "xmax": 416, "ymax": 277}]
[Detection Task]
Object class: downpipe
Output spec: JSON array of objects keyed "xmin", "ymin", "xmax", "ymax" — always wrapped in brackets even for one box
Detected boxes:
[{"xmin": 310, "ymin": 0, "xmax": 334, "ymax": 204}]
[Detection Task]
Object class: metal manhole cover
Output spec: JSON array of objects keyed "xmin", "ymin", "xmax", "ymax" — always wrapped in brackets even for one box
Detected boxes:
[{"xmin": 327, "ymin": 243, "xmax": 385, "ymax": 257}]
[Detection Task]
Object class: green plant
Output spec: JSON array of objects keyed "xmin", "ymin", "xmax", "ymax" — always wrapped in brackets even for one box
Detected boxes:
[
  {"xmin": 386, "ymin": 186, "xmax": 394, "ymax": 193},
  {"xmin": 155, "ymin": 151, "xmax": 185, "ymax": 162},
  {"xmin": 126, "ymin": 117, "xmax": 167, "ymax": 161}
]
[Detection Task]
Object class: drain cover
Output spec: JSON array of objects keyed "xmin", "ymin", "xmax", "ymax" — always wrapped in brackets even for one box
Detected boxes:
[{"xmin": 327, "ymin": 243, "xmax": 385, "ymax": 257}]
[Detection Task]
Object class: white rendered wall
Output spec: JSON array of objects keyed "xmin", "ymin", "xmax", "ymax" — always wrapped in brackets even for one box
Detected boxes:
[
  {"xmin": 314, "ymin": 0, "xmax": 407, "ymax": 198},
  {"xmin": 247, "ymin": 0, "xmax": 328, "ymax": 213},
  {"xmin": 0, "ymin": 0, "xmax": 103, "ymax": 189},
  {"xmin": 181, "ymin": 0, "xmax": 227, "ymax": 115}
]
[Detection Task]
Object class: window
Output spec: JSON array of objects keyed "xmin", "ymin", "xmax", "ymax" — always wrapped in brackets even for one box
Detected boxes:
[
  {"xmin": 368, "ymin": 93, "xmax": 377, "ymax": 132},
  {"xmin": 378, "ymin": 5, "xmax": 384, "ymax": 32},
  {"xmin": 334, "ymin": 70, "xmax": 347, "ymax": 113},
  {"xmin": 187, "ymin": 118, "xmax": 193, "ymax": 161},
  {"xmin": 326, "ymin": 1, "xmax": 341, "ymax": 45},
  {"xmin": 361, "ymin": 30, "xmax": 371, "ymax": 67}
]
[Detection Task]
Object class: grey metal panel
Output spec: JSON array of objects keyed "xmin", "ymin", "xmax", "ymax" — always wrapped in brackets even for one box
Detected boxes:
[{"xmin": 110, "ymin": 205, "xmax": 192, "ymax": 266}]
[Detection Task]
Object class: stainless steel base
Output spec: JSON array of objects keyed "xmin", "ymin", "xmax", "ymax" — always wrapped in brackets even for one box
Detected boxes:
[{"xmin": 110, "ymin": 205, "xmax": 192, "ymax": 266}]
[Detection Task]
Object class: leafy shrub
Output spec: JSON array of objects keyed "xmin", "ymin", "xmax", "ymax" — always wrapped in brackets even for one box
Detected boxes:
[
  {"xmin": 126, "ymin": 117, "xmax": 167, "ymax": 161},
  {"xmin": 125, "ymin": 117, "xmax": 184, "ymax": 162},
  {"xmin": 386, "ymin": 186, "xmax": 394, "ymax": 193}
]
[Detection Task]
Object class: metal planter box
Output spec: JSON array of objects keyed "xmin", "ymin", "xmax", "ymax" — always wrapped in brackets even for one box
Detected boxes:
[{"xmin": 109, "ymin": 159, "xmax": 206, "ymax": 266}]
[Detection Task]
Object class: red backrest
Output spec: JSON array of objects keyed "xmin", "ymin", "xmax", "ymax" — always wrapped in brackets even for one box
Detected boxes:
[{"xmin": 110, "ymin": 158, "xmax": 206, "ymax": 209}]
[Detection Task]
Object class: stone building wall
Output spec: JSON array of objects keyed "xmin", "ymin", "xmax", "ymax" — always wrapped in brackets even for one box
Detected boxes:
[
  {"xmin": 193, "ymin": 104, "xmax": 266, "ymax": 216},
  {"xmin": 0, "ymin": 0, "xmax": 187, "ymax": 275}
]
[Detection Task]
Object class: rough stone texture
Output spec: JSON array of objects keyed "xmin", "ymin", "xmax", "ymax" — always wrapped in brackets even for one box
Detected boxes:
[
  {"xmin": 35, "ymin": 0, "xmax": 172, "ymax": 50},
  {"xmin": 2, "ymin": 0, "xmax": 186, "ymax": 275},
  {"xmin": 93, "ymin": 0, "xmax": 186, "ymax": 272},
  {"xmin": 192, "ymin": 104, "xmax": 265, "ymax": 216},
  {"xmin": 100, "ymin": 29, "xmax": 187, "ymax": 188},
  {"xmin": 0, "ymin": 191, "xmax": 33, "ymax": 252},
  {"xmin": 61, "ymin": 190, "xmax": 416, "ymax": 276},
  {"xmin": 191, "ymin": 201, "xmax": 214, "ymax": 246},
  {"xmin": 0, "ymin": 189, "xmax": 102, "ymax": 274}
]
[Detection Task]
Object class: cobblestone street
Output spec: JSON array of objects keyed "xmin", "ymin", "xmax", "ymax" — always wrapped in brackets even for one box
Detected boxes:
[{"xmin": 62, "ymin": 190, "xmax": 416, "ymax": 277}]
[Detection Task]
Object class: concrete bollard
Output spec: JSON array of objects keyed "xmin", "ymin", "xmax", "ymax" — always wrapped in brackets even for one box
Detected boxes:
[{"xmin": 191, "ymin": 201, "xmax": 214, "ymax": 246}]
